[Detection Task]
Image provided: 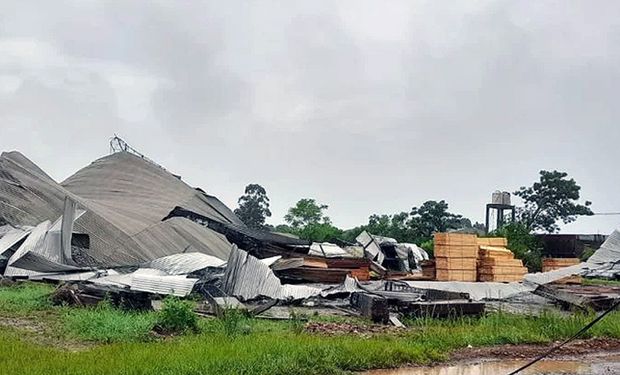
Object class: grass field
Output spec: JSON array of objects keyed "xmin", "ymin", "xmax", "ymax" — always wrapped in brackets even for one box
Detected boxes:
[{"xmin": 1, "ymin": 282, "xmax": 620, "ymax": 375}]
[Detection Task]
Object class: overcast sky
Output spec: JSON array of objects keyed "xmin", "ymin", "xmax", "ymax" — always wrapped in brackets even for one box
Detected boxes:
[{"xmin": 1, "ymin": 1, "xmax": 619, "ymax": 234}]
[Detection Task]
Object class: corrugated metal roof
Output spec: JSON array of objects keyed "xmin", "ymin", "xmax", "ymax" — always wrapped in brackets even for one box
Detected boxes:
[
  {"xmin": 147, "ymin": 252, "xmax": 226, "ymax": 275},
  {"xmin": 91, "ymin": 268, "xmax": 197, "ymax": 297},
  {"xmin": 0, "ymin": 227, "xmax": 30, "ymax": 257},
  {"xmin": 0, "ymin": 151, "xmax": 239, "ymax": 268},
  {"xmin": 222, "ymin": 246, "xmax": 319, "ymax": 301}
]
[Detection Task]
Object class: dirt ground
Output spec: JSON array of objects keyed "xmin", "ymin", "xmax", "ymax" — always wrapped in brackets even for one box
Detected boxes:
[
  {"xmin": 450, "ymin": 337, "xmax": 620, "ymax": 362},
  {"xmin": 0, "ymin": 314, "xmax": 92, "ymax": 351},
  {"xmin": 304, "ymin": 321, "xmax": 406, "ymax": 336}
]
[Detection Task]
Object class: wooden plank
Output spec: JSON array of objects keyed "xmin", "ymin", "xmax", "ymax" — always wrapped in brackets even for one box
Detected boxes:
[
  {"xmin": 325, "ymin": 258, "xmax": 371, "ymax": 269},
  {"xmin": 436, "ymin": 269, "xmax": 477, "ymax": 281},
  {"xmin": 479, "ymin": 258, "xmax": 524, "ymax": 267},
  {"xmin": 478, "ymin": 247, "xmax": 515, "ymax": 259},
  {"xmin": 543, "ymin": 258, "xmax": 580, "ymax": 266},
  {"xmin": 302, "ymin": 258, "xmax": 329, "ymax": 268},
  {"xmin": 434, "ymin": 233, "xmax": 477, "ymax": 245},
  {"xmin": 434, "ymin": 244, "xmax": 478, "ymax": 258},
  {"xmin": 476, "ymin": 237, "xmax": 508, "ymax": 247},
  {"xmin": 478, "ymin": 266, "xmax": 527, "ymax": 275},
  {"xmin": 435, "ymin": 257, "xmax": 478, "ymax": 270},
  {"xmin": 478, "ymin": 274, "xmax": 524, "ymax": 282}
]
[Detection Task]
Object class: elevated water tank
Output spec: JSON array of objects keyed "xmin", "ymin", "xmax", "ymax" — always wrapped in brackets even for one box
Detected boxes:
[
  {"xmin": 501, "ymin": 191, "xmax": 511, "ymax": 205},
  {"xmin": 491, "ymin": 191, "xmax": 503, "ymax": 204}
]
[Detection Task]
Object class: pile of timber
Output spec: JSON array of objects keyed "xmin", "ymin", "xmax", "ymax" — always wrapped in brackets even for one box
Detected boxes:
[
  {"xmin": 420, "ymin": 260, "xmax": 436, "ymax": 280},
  {"xmin": 542, "ymin": 257, "xmax": 582, "ymax": 284},
  {"xmin": 274, "ymin": 257, "xmax": 370, "ymax": 283},
  {"xmin": 433, "ymin": 233, "xmax": 478, "ymax": 281},
  {"xmin": 477, "ymin": 237, "xmax": 527, "ymax": 282},
  {"xmin": 542, "ymin": 258, "xmax": 581, "ymax": 272}
]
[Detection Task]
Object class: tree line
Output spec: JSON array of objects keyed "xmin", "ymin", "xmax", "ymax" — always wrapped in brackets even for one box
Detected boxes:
[{"xmin": 234, "ymin": 170, "xmax": 593, "ymax": 262}]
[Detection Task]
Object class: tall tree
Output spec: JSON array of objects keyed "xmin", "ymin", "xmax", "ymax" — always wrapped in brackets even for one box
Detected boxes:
[
  {"xmin": 515, "ymin": 170, "xmax": 593, "ymax": 232},
  {"xmin": 234, "ymin": 184, "xmax": 272, "ymax": 229},
  {"xmin": 284, "ymin": 198, "xmax": 330, "ymax": 229},
  {"xmin": 283, "ymin": 199, "xmax": 343, "ymax": 242},
  {"xmin": 408, "ymin": 200, "xmax": 463, "ymax": 241}
]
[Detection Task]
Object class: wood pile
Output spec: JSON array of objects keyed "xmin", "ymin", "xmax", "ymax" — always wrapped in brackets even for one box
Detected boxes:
[
  {"xmin": 542, "ymin": 258, "xmax": 581, "ymax": 272},
  {"xmin": 433, "ymin": 233, "xmax": 478, "ymax": 281},
  {"xmin": 477, "ymin": 237, "xmax": 527, "ymax": 282},
  {"xmin": 543, "ymin": 258, "xmax": 582, "ymax": 284},
  {"xmin": 274, "ymin": 256, "xmax": 371, "ymax": 283},
  {"xmin": 420, "ymin": 260, "xmax": 436, "ymax": 280}
]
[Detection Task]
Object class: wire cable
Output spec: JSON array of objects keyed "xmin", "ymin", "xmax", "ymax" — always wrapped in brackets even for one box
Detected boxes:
[{"xmin": 507, "ymin": 299, "xmax": 620, "ymax": 374}]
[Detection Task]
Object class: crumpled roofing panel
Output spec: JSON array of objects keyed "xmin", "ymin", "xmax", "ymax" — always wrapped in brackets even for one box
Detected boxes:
[
  {"xmin": 146, "ymin": 252, "xmax": 226, "ymax": 275},
  {"xmin": 62, "ymin": 152, "xmax": 236, "ymax": 234},
  {"xmin": 91, "ymin": 268, "xmax": 198, "ymax": 297},
  {"xmin": 222, "ymin": 245, "xmax": 320, "ymax": 301},
  {"xmin": 0, "ymin": 227, "xmax": 31, "ymax": 257},
  {"xmin": 0, "ymin": 151, "xmax": 237, "ymax": 267}
]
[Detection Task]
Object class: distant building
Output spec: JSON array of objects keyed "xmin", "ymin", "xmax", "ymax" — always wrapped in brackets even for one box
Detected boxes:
[{"xmin": 536, "ymin": 234, "xmax": 607, "ymax": 258}]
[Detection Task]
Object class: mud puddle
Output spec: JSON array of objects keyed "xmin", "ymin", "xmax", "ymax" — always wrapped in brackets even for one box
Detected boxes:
[{"xmin": 365, "ymin": 353, "xmax": 620, "ymax": 375}]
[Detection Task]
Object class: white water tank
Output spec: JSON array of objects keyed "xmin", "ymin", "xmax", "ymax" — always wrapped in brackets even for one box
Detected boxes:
[
  {"xmin": 502, "ymin": 191, "xmax": 511, "ymax": 205},
  {"xmin": 491, "ymin": 191, "xmax": 503, "ymax": 204}
]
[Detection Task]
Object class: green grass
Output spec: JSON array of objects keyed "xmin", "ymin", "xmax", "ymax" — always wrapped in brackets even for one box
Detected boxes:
[
  {"xmin": 2, "ymin": 282, "xmax": 620, "ymax": 374},
  {"xmin": 0, "ymin": 282, "xmax": 54, "ymax": 314},
  {"xmin": 63, "ymin": 303, "xmax": 157, "ymax": 343}
]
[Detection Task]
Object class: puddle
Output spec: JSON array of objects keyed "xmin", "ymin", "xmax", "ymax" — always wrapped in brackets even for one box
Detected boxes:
[{"xmin": 365, "ymin": 354, "xmax": 620, "ymax": 375}]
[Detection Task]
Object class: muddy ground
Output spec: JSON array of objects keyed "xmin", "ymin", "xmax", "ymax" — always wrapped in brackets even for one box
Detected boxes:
[{"xmin": 450, "ymin": 337, "xmax": 620, "ymax": 362}]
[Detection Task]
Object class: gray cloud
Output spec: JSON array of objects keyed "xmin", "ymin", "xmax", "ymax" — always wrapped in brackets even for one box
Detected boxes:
[{"xmin": 1, "ymin": 0, "xmax": 619, "ymax": 234}]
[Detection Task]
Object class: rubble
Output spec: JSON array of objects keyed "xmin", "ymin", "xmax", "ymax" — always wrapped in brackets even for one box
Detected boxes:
[{"xmin": 2, "ymin": 143, "xmax": 620, "ymax": 324}]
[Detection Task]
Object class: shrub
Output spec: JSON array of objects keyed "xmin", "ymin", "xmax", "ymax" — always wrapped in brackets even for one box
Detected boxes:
[
  {"xmin": 419, "ymin": 239, "xmax": 434, "ymax": 258},
  {"xmin": 155, "ymin": 296, "xmax": 199, "ymax": 334}
]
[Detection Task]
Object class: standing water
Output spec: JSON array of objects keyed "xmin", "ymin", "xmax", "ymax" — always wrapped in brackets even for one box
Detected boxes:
[{"xmin": 364, "ymin": 354, "xmax": 620, "ymax": 375}]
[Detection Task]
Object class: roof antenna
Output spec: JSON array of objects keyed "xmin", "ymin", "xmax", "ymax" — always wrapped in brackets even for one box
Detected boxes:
[{"xmin": 109, "ymin": 134, "xmax": 169, "ymax": 173}]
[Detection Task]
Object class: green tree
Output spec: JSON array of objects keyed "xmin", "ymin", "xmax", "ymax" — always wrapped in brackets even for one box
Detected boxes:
[
  {"xmin": 282, "ymin": 199, "xmax": 343, "ymax": 242},
  {"xmin": 515, "ymin": 170, "xmax": 593, "ymax": 232},
  {"xmin": 408, "ymin": 200, "xmax": 464, "ymax": 241},
  {"xmin": 298, "ymin": 222, "xmax": 343, "ymax": 243},
  {"xmin": 284, "ymin": 199, "xmax": 330, "ymax": 229},
  {"xmin": 234, "ymin": 184, "xmax": 272, "ymax": 229}
]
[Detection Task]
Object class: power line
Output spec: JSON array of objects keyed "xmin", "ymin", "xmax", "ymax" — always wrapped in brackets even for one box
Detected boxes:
[{"xmin": 507, "ymin": 299, "xmax": 620, "ymax": 374}]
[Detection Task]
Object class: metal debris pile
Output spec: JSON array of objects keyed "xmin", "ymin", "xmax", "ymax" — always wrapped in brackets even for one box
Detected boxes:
[{"xmin": 2, "ymin": 144, "xmax": 620, "ymax": 324}]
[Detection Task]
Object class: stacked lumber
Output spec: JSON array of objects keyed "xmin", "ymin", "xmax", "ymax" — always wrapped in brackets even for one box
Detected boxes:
[
  {"xmin": 420, "ymin": 260, "xmax": 436, "ymax": 280},
  {"xmin": 542, "ymin": 258, "xmax": 582, "ymax": 284},
  {"xmin": 477, "ymin": 238, "xmax": 527, "ymax": 282},
  {"xmin": 434, "ymin": 233, "xmax": 478, "ymax": 281},
  {"xmin": 542, "ymin": 258, "xmax": 580, "ymax": 272},
  {"xmin": 274, "ymin": 256, "xmax": 371, "ymax": 283}
]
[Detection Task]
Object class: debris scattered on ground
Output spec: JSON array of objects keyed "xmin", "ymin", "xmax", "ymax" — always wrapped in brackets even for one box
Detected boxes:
[
  {"xmin": 2, "ymin": 139, "xmax": 620, "ymax": 324},
  {"xmin": 304, "ymin": 321, "xmax": 406, "ymax": 336}
]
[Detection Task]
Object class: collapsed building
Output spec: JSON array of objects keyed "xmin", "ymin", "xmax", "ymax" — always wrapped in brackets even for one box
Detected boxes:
[{"xmin": 2, "ymin": 145, "xmax": 620, "ymax": 323}]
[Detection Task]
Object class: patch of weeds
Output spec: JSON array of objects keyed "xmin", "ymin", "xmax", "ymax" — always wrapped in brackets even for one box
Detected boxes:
[
  {"xmin": 289, "ymin": 309, "xmax": 308, "ymax": 334},
  {"xmin": 0, "ymin": 282, "xmax": 53, "ymax": 313},
  {"xmin": 218, "ymin": 307, "xmax": 252, "ymax": 337},
  {"xmin": 63, "ymin": 300, "xmax": 156, "ymax": 343},
  {"xmin": 154, "ymin": 296, "xmax": 199, "ymax": 334}
]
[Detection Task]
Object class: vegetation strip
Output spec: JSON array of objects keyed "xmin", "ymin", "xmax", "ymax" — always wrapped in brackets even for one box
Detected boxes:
[{"xmin": 2, "ymin": 282, "xmax": 620, "ymax": 374}]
